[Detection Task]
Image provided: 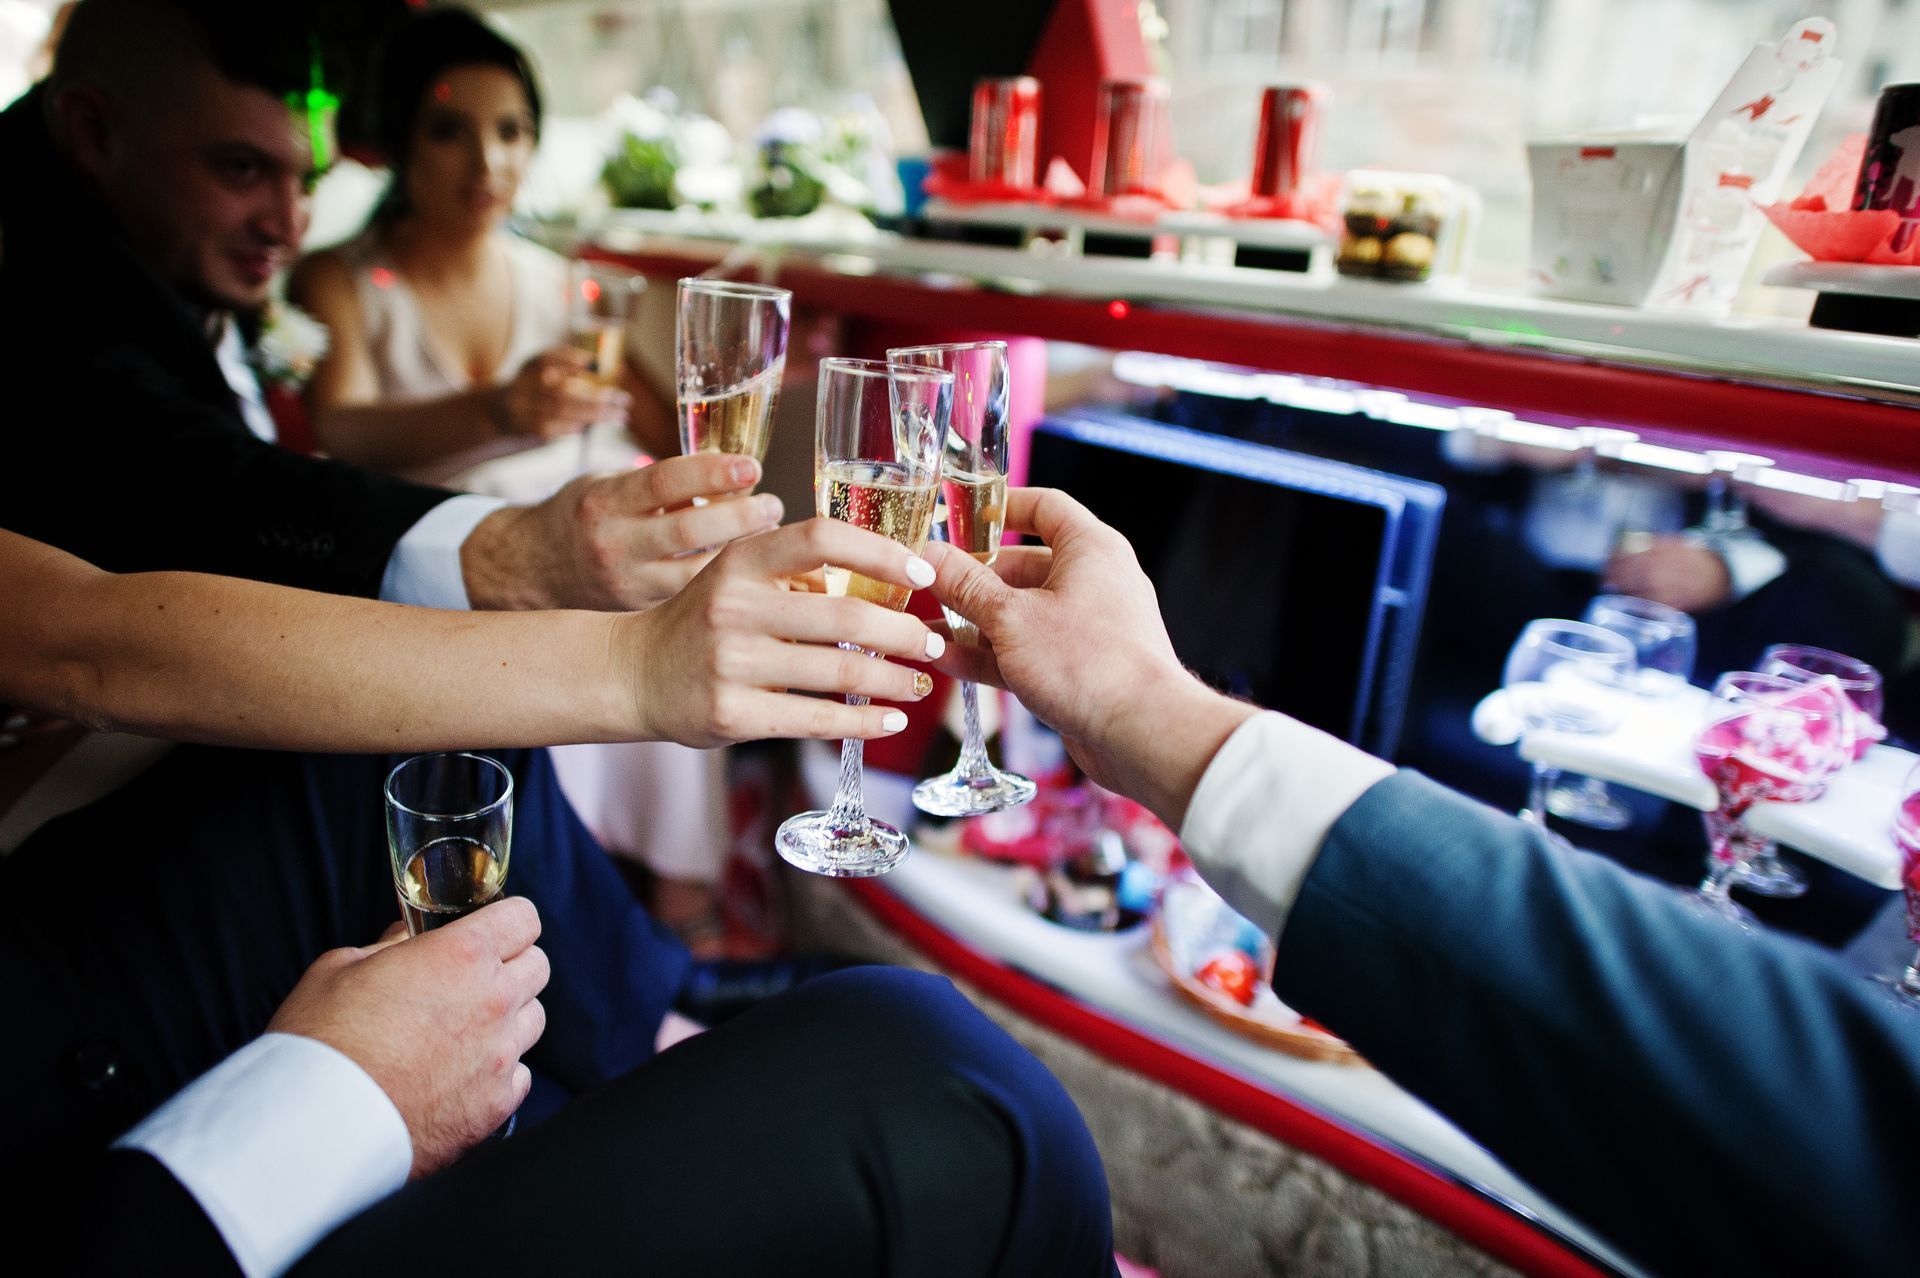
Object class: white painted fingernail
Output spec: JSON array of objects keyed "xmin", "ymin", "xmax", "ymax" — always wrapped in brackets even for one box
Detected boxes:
[
  {"xmin": 881, "ymin": 710, "xmax": 908, "ymax": 733},
  {"xmin": 925, "ymin": 632, "xmax": 945, "ymax": 660},
  {"xmin": 905, "ymin": 556, "xmax": 935, "ymax": 588}
]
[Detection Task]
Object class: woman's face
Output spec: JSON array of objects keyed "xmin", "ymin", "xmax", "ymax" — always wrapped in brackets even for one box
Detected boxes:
[{"xmin": 401, "ymin": 64, "xmax": 535, "ymax": 234}]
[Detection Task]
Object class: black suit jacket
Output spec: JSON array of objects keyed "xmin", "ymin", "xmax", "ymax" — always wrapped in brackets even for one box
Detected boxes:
[{"xmin": 0, "ymin": 88, "xmax": 450, "ymax": 597}]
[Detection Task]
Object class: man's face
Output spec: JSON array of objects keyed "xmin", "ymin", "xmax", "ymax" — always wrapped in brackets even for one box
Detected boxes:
[{"xmin": 95, "ymin": 68, "xmax": 321, "ymax": 312}]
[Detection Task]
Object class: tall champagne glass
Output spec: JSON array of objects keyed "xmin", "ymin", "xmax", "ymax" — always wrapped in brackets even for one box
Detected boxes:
[
  {"xmin": 569, "ymin": 261, "xmax": 643, "ymax": 471},
  {"xmin": 1692, "ymin": 672, "xmax": 1852, "ymax": 928},
  {"xmin": 676, "ymin": 278, "xmax": 792, "ymax": 467},
  {"xmin": 1502, "ymin": 620, "xmax": 1635, "ymax": 843},
  {"xmin": 891, "ymin": 341, "xmax": 1037, "ymax": 818},
  {"xmin": 775, "ymin": 359, "xmax": 951, "ymax": 877},
  {"xmin": 1550, "ymin": 594, "xmax": 1697, "ymax": 830}
]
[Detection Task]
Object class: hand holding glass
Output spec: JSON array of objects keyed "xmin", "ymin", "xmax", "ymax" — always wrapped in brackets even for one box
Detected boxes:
[
  {"xmin": 775, "ymin": 359, "xmax": 951, "ymax": 877},
  {"xmin": 891, "ymin": 341, "xmax": 1037, "ymax": 818}
]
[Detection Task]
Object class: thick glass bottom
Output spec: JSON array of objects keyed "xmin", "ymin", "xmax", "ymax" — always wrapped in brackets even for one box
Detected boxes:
[
  {"xmin": 775, "ymin": 811, "xmax": 910, "ymax": 878},
  {"xmin": 911, "ymin": 768, "xmax": 1038, "ymax": 818}
]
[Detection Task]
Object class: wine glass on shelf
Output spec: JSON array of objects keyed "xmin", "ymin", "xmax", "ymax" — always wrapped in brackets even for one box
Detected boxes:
[
  {"xmin": 890, "ymin": 341, "xmax": 1037, "ymax": 819},
  {"xmin": 1548, "ymin": 594, "xmax": 1697, "ymax": 830},
  {"xmin": 775, "ymin": 358, "xmax": 952, "ymax": 878},
  {"xmin": 1698, "ymin": 450, "xmax": 1773, "ymax": 537},
  {"xmin": 385, "ymin": 751, "xmax": 517, "ymax": 1135},
  {"xmin": 676, "ymin": 277, "xmax": 792, "ymax": 469},
  {"xmin": 1742, "ymin": 644, "xmax": 1885, "ymax": 898},
  {"xmin": 1885, "ymin": 762, "xmax": 1920, "ymax": 1005},
  {"xmin": 1691, "ymin": 672, "xmax": 1853, "ymax": 928},
  {"xmin": 568, "ymin": 261, "xmax": 644, "ymax": 471},
  {"xmin": 1502, "ymin": 620, "xmax": 1636, "ymax": 843}
]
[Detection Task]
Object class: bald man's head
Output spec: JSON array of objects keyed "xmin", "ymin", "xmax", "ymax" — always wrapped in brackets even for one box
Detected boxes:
[{"xmin": 44, "ymin": 0, "xmax": 345, "ymax": 312}]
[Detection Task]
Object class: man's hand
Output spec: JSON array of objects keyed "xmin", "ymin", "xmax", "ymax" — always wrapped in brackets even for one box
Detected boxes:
[
  {"xmin": 1603, "ymin": 536, "xmax": 1731, "ymax": 613},
  {"xmin": 266, "ymin": 899, "xmax": 548, "ymax": 1178},
  {"xmin": 924, "ymin": 488, "xmax": 1257, "ymax": 828},
  {"xmin": 462, "ymin": 454, "xmax": 782, "ymax": 612},
  {"xmin": 619, "ymin": 517, "xmax": 943, "ymax": 747}
]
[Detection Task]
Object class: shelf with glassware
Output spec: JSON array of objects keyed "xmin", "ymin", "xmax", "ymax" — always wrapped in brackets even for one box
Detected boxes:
[{"xmin": 582, "ymin": 229, "xmax": 1920, "ymax": 475}]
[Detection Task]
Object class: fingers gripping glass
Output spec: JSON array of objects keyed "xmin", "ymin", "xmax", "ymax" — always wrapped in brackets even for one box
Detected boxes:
[
  {"xmin": 384, "ymin": 752, "xmax": 516, "ymax": 1134},
  {"xmin": 890, "ymin": 342, "xmax": 1037, "ymax": 819},
  {"xmin": 676, "ymin": 278, "xmax": 792, "ymax": 470},
  {"xmin": 775, "ymin": 359, "xmax": 951, "ymax": 877}
]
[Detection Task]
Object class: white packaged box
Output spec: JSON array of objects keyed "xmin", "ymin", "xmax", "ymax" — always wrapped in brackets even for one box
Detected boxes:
[{"xmin": 1527, "ymin": 18, "xmax": 1842, "ymax": 315}]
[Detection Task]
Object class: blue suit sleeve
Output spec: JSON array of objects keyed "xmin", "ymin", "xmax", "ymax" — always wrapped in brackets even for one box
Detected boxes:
[{"xmin": 1276, "ymin": 770, "xmax": 1920, "ymax": 1277}]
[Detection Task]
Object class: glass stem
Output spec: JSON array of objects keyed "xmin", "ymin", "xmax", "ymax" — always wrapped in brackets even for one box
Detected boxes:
[
  {"xmin": 825, "ymin": 642, "xmax": 872, "ymax": 831},
  {"xmin": 954, "ymin": 681, "xmax": 993, "ymax": 779},
  {"xmin": 1902, "ymin": 944, "xmax": 1920, "ymax": 1000},
  {"xmin": 1699, "ymin": 811, "xmax": 1742, "ymax": 900},
  {"xmin": 1522, "ymin": 763, "xmax": 1558, "ymax": 830}
]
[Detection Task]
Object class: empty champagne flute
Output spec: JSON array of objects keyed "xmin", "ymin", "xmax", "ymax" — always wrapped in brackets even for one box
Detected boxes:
[
  {"xmin": 676, "ymin": 278, "xmax": 792, "ymax": 467},
  {"xmin": 1692, "ymin": 673, "xmax": 1852, "ymax": 928},
  {"xmin": 1503, "ymin": 620, "xmax": 1635, "ymax": 842},
  {"xmin": 1886, "ymin": 761, "xmax": 1920, "ymax": 1005},
  {"xmin": 891, "ymin": 341, "xmax": 1037, "ymax": 819},
  {"xmin": 385, "ymin": 751, "xmax": 516, "ymax": 1134},
  {"xmin": 1550, "ymin": 594, "xmax": 1698, "ymax": 830},
  {"xmin": 775, "ymin": 358, "xmax": 952, "ymax": 877},
  {"xmin": 568, "ymin": 261, "xmax": 643, "ymax": 471}
]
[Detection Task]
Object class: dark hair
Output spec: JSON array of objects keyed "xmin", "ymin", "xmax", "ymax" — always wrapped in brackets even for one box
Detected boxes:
[
  {"xmin": 369, "ymin": 7, "xmax": 543, "ymax": 171},
  {"xmin": 52, "ymin": 0, "xmax": 350, "ymax": 104}
]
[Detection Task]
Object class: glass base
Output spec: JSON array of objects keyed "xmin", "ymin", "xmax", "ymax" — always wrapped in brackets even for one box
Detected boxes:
[
  {"xmin": 1874, "ymin": 971, "xmax": 1920, "ymax": 1005},
  {"xmin": 1546, "ymin": 777, "xmax": 1633, "ymax": 830},
  {"xmin": 775, "ymin": 811, "xmax": 910, "ymax": 878},
  {"xmin": 911, "ymin": 767, "xmax": 1038, "ymax": 818},
  {"xmin": 1677, "ymin": 882, "xmax": 1757, "ymax": 931},
  {"xmin": 1732, "ymin": 853, "xmax": 1807, "ymax": 899}
]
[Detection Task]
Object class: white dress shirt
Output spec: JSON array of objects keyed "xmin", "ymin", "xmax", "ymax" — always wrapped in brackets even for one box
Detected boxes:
[
  {"xmin": 1178, "ymin": 711, "xmax": 1395, "ymax": 940},
  {"xmin": 115, "ymin": 1033, "xmax": 412, "ymax": 1277}
]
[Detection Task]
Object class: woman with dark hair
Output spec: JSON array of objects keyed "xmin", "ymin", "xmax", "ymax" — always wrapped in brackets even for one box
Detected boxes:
[
  {"xmin": 291, "ymin": 8, "xmax": 724, "ymax": 948},
  {"xmin": 292, "ymin": 7, "xmax": 675, "ymax": 482}
]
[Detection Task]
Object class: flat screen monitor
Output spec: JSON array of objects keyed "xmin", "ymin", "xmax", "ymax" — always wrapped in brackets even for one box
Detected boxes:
[{"xmin": 1024, "ymin": 411, "xmax": 1444, "ymax": 758}]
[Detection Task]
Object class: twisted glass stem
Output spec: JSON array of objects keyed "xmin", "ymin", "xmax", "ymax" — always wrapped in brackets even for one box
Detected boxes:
[{"xmin": 825, "ymin": 643, "xmax": 871, "ymax": 831}]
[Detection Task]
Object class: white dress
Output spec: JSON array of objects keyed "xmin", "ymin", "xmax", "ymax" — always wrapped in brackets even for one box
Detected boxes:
[{"xmin": 336, "ymin": 228, "xmax": 729, "ymax": 887}]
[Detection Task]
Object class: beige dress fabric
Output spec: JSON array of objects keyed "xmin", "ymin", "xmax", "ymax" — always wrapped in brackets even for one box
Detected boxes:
[{"xmin": 337, "ymin": 228, "xmax": 728, "ymax": 884}]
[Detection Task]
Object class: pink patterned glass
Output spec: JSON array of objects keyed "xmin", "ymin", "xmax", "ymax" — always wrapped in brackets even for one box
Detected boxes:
[
  {"xmin": 1889, "ymin": 764, "xmax": 1920, "ymax": 1004},
  {"xmin": 1691, "ymin": 672, "xmax": 1853, "ymax": 927},
  {"xmin": 1759, "ymin": 643, "xmax": 1885, "ymax": 762}
]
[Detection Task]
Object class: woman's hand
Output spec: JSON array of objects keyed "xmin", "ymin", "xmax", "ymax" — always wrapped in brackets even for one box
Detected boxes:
[
  {"xmin": 618, "ymin": 518, "xmax": 946, "ymax": 748},
  {"xmin": 492, "ymin": 348, "xmax": 632, "ymax": 441}
]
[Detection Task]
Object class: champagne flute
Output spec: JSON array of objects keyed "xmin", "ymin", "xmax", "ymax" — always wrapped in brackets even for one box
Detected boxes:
[
  {"xmin": 1691, "ymin": 673, "xmax": 1852, "ymax": 928},
  {"xmin": 1550, "ymin": 594, "xmax": 1697, "ymax": 830},
  {"xmin": 1743, "ymin": 644, "xmax": 1885, "ymax": 899},
  {"xmin": 1886, "ymin": 761, "xmax": 1920, "ymax": 1005},
  {"xmin": 775, "ymin": 358, "xmax": 952, "ymax": 877},
  {"xmin": 676, "ymin": 278, "xmax": 792, "ymax": 467},
  {"xmin": 568, "ymin": 261, "xmax": 644, "ymax": 471},
  {"xmin": 1502, "ymin": 620, "xmax": 1635, "ymax": 842},
  {"xmin": 385, "ymin": 752, "xmax": 516, "ymax": 1134},
  {"xmin": 891, "ymin": 341, "xmax": 1037, "ymax": 819}
]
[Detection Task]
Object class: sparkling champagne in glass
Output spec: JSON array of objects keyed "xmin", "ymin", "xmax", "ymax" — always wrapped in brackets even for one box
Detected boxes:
[
  {"xmin": 775, "ymin": 358, "xmax": 951, "ymax": 877},
  {"xmin": 676, "ymin": 278, "xmax": 792, "ymax": 466},
  {"xmin": 891, "ymin": 341, "xmax": 1036, "ymax": 818},
  {"xmin": 569, "ymin": 262, "xmax": 643, "ymax": 470}
]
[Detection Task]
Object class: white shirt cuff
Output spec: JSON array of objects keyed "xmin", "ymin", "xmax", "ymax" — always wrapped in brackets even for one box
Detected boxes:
[
  {"xmin": 115, "ymin": 1033, "xmax": 412, "ymax": 1278},
  {"xmin": 1712, "ymin": 534, "xmax": 1787, "ymax": 601},
  {"xmin": 1178, "ymin": 711, "xmax": 1395, "ymax": 940},
  {"xmin": 1878, "ymin": 507, "xmax": 1920, "ymax": 589},
  {"xmin": 380, "ymin": 494, "xmax": 506, "ymax": 609}
]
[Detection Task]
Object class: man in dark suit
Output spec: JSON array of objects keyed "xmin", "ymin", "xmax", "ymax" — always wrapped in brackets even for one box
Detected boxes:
[{"xmin": 927, "ymin": 486, "xmax": 1920, "ymax": 1277}]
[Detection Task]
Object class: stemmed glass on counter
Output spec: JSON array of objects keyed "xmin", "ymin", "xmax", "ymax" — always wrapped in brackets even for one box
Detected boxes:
[
  {"xmin": 890, "ymin": 341, "xmax": 1037, "ymax": 819},
  {"xmin": 775, "ymin": 358, "xmax": 952, "ymax": 877},
  {"xmin": 1691, "ymin": 673, "xmax": 1853, "ymax": 928},
  {"xmin": 676, "ymin": 278, "xmax": 792, "ymax": 468},
  {"xmin": 1502, "ymin": 620, "xmax": 1635, "ymax": 841},
  {"xmin": 1549, "ymin": 594, "xmax": 1698, "ymax": 831},
  {"xmin": 1741, "ymin": 644, "xmax": 1886, "ymax": 899},
  {"xmin": 1887, "ymin": 762, "xmax": 1920, "ymax": 1005},
  {"xmin": 567, "ymin": 261, "xmax": 643, "ymax": 471}
]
